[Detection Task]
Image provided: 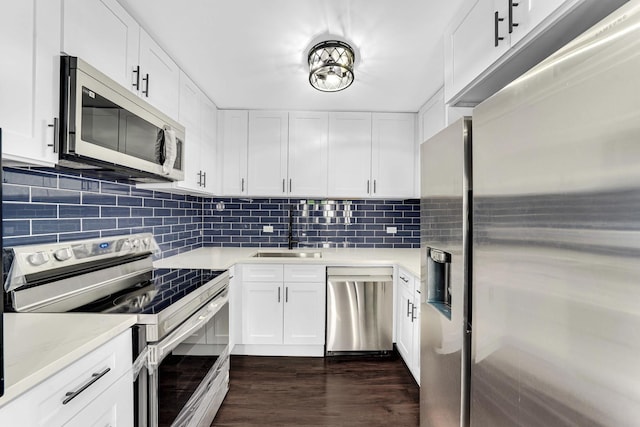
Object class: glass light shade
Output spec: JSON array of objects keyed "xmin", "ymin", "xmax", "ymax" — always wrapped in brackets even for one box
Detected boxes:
[{"xmin": 308, "ymin": 40, "xmax": 355, "ymax": 92}]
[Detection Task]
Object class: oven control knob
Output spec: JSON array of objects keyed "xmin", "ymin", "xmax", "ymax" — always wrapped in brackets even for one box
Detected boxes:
[
  {"xmin": 53, "ymin": 248, "xmax": 73, "ymax": 262},
  {"xmin": 121, "ymin": 240, "xmax": 132, "ymax": 251},
  {"xmin": 143, "ymin": 238, "xmax": 151, "ymax": 248},
  {"xmin": 27, "ymin": 251, "xmax": 50, "ymax": 266},
  {"xmin": 132, "ymin": 238, "xmax": 140, "ymax": 249}
]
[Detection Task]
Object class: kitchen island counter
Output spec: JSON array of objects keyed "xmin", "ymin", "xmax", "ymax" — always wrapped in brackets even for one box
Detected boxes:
[
  {"xmin": 154, "ymin": 247, "xmax": 420, "ymax": 277},
  {"xmin": 0, "ymin": 313, "xmax": 137, "ymax": 407}
]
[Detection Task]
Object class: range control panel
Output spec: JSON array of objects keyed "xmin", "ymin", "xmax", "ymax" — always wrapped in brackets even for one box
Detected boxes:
[{"xmin": 9, "ymin": 233, "xmax": 157, "ymax": 273}]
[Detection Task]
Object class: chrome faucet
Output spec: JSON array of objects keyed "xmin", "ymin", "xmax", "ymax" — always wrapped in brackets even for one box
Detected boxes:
[{"xmin": 288, "ymin": 204, "xmax": 298, "ymax": 250}]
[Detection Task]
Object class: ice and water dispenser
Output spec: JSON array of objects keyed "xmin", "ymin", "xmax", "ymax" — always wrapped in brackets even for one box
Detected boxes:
[{"xmin": 426, "ymin": 248, "xmax": 452, "ymax": 319}]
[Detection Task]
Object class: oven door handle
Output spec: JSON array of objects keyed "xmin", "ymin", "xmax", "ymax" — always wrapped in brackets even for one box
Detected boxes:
[{"xmin": 147, "ymin": 290, "xmax": 228, "ymax": 369}]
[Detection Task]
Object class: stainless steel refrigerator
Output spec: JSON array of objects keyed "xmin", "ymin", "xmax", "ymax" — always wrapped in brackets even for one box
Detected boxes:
[
  {"xmin": 421, "ymin": 1, "xmax": 640, "ymax": 426},
  {"xmin": 420, "ymin": 117, "xmax": 472, "ymax": 427},
  {"xmin": 471, "ymin": 1, "xmax": 640, "ymax": 425}
]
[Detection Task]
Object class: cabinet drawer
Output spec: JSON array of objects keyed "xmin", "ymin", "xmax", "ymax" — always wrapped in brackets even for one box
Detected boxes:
[
  {"xmin": 37, "ymin": 330, "xmax": 132, "ymax": 426},
  {"xmin": 397, "ymin": 268, "xmax": 415, "ymax": 293},
  {"xmin": 284, "ymin": 265, "xmax": 326, "ymax": 282},
  {"xmin": 241, "ymin": 264, "xmax": 284, "ymax": 281},
  {"xmin": 63, "ymin": 373, "xmax": 133, "ymax": 427}
]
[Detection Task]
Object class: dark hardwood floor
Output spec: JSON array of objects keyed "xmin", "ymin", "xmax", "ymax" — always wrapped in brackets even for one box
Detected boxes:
[{"xmin": 212, "ymin": 353, "xmax": 419, "ymax": 426}]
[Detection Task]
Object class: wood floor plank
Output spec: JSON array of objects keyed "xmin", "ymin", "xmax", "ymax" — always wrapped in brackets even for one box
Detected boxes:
[{"xmin": 212, "ymin": 354, "xmax": 419, "ymax": 426}]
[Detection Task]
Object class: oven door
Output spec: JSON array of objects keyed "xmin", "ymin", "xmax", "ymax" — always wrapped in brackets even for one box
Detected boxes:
[{"xmin": 147, "ymin": 288, "xmax": 229, "ymax": 427}]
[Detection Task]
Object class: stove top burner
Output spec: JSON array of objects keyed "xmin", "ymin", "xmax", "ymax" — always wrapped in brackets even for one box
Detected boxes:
[{"xmin": 73, "ymin": 268, "xmax": 226, "ymax": 314}]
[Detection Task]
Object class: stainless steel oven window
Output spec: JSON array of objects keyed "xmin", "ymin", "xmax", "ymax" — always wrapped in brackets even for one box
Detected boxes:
[{"xmin": 148, "ymin": 290, "xmax": 230, "ymax": 427}]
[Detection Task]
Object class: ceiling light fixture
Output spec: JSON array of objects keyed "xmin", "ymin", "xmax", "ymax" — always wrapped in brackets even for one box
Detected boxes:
[{"xmin": 308, "ymin": 40, "xmax": 355, "ymax": 92}]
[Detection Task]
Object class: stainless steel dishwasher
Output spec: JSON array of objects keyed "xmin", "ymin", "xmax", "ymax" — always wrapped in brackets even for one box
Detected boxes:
[{"xmin": 326, "ymin": 267, "xmax": 394, "ymax": 355}]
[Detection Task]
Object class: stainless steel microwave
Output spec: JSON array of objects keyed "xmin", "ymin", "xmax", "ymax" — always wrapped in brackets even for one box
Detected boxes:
[{"xmin": 58, "ymin": 56, "xmax": 184, "ymax": 182}]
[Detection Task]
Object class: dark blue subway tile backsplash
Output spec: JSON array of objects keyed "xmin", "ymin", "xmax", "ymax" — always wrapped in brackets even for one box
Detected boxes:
[{"xmin": 2, "ymin": 167, "xmax": 420, "ymax": 255}]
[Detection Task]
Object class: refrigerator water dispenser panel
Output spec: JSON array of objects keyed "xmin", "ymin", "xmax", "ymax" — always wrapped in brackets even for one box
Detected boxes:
[{"xmin": 427, "ymin": 248, "xmax": 452, "ymax": 319}]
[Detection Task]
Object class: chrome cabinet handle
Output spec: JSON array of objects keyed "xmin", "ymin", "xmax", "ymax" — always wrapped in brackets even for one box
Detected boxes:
[
  {"xmin": 494, "ymin": 11, "xmax": 505, "ymax": 47},
  {"xmin": 241, "ymin": 178, "xmax": 245, "ymax": 192},
  {"xmin": 132, "ymin": 65, "xmax": 140, "ymax": 90},
  {"xmin": 282, "ymin": 179, "xmax": 285, "ymax": 193},
  {"xmin": 367, "ymin": 180, "xmax": 370, "ymax": 194},
  {"xmin": 411, "ymin": 304, "xmax": 417, "ymax": 322},
  {"xmin": 289, "ymin": 178, "xmax": 292, "ymax": 193},
  {"xmin": 197, "ymin": 171, "xmax": 202, "ymax": 186},
  {"xmin": 400, "ymin": 275, "xmax": 409, "ymax": 283},
  {"xmin": 406, "ymin": 299, "xmax": 412, "ymax": 317},
  {"xmin": 278, "ymin": 287, "xmax": 281, "ymax": 303},
  {"xmin": 62, "ymin": 367, "xmax": 111, "ymax": 405},
  {"xmin": 47, "ymin": 117, "xmax": 59, "ymax": 153},
  {"xmin": 509, "ymin": 0, "xmax": 519, "ymax": 33},
  {"xmin": 285, "ymin": 287, "xmax": 289, "ymax": 303},
  {"xmin": 142, "ymin": 73, "xmax": 150, "ymax": 97},
  {"xmin": 202, "ymin": 171, "xmax": 206, "ymax": 187},
  {"xmin": 373, "ymin": 180, "xmax": 377, "ymax": 194}
]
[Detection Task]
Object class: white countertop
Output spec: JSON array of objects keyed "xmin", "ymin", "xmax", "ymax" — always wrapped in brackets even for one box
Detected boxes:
[
  {"xmin": 0, "ymin": 313, "xmax": 137, "ymax": 407},
  {"xmin": 154, "ymin": 247, "xmax": 421, "ymax": 277}
]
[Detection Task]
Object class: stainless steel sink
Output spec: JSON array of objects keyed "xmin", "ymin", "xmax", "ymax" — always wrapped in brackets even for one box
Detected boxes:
[{"xmin": 252, "ymin": 251, "xmax": 322, "ymax": 258}]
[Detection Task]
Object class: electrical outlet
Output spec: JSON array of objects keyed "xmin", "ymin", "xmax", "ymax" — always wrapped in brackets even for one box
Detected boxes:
[
  {"xmin": 386, "ymin": 227, "xmax": 397, "ymax": 234},
  {"xmin": 263, "ymin": 225, "xmax": 274, "ymax": 233}
]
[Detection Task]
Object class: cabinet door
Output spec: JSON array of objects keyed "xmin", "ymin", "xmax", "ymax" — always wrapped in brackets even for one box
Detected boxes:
[
  {"xmin": 247, "ymin": 111, "xmax": 288, "ymax": 196},
  {"xmin": 509, "ymin": 0, "xmax": 566, "ymax": 46},
  {"xmin": 219, "ymin": 110, "xmax": 248, "ymax": 196},
  {"xmin": 327, "ymin": 112, "xmax": 372, "ymax": 198},
  {"xmin": 371, "ymin": 113, "xmax": 416, "ymax": 198},
  {"xmin": 1, "ymin": 0, "xmax": 60, "ymax": 166},
  {"xmin": 62, "ymin": 0, "xmax": 139, "ymax": 91},
  {"xmin": 283, "ymin": 282, "xmax": 326, "ymax": 345},
  {"xmin": 419, "ymin": 88, "xmax": 446, "ymax": 144},
  {"xmin": 200, "ymin": 95, "xmax": 219, "ymax": 194},
  {"xmin": 138, "ymin": 29, "xmax": 180, "ymax": 120},
  {"xmin": 444, "ymin": 0, "xmax": 509, "ymax": 103},
  {"xmin": 178, "ymin": 72, "xmax": 202, "ymax": 190},
  {"xmin": 411, "ymin": 286, "xmax": 421, "ymax": 384},
  {"xmin": 288, "ymin": 112, "xmax": 329, "ymax": 197},
  {"xmin": 396, "ymin": 283, "xmax": 414, "ymax": 364},
  {"xmin": 242, "ymin": 282, "xmax": 283, "ymax": 345}
]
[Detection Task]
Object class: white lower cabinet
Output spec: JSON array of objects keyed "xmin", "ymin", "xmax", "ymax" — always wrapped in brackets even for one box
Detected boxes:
[
  {"xmin": 0, "ymin": 329, "xmax": 133, "ymax": 426},
  {"xmin": 396, "ymin": 268, "xmax": 420, "ymax": 384},
  {"xmin": 238, "ymin": 264, "xmax": 326, "ymax": 356}
]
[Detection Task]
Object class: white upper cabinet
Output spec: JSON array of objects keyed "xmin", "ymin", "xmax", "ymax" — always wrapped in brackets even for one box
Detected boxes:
[
  {"xmin": 371, "ymin": 113, "xmax": 416, "ymax": 198},
  {"xmin": 63, "ymin": 0, "xmax": 180, "ymax": 120},
  {"xmin": 288, "ymin": 112, "xmax": 329, "ymax": 197},
  {"xmin": 327, "ymin": 112, "xmax": 372, "ymax": 198},
  {"xmin": 509, "ymin": 0, "xmax": 565, "ymax": 46},
  {"xmin": 444, "ymin": 0, "xmax": 509, "ymax": 103},
  {"xmin": 1, "ymin": 0, "xmax": 61, "ymax": 166},
  {"xmin": 200, "ymin": 95, "xmax": 219, "ymax": 194},
  {"xmin": 177, "ymin": 72, "xmax": 202, "ymax": 190},
  {"xmin": 62, "ymin": 0, "xmax": 139, "ymax": 92},
  {"xmin": 137, "ymin": 72, "xmax": 217, "ymax": 195},
  {"xmin": 220, "ymin": 110, "xmax": 416, "ymax": 199},
  {"xmin": 219, "ymin": 110, "xmax": 249, "ymax": 196},
  {"xmin": 137, "ymin": 29, "xmax": 180, "ymax": 120},
  {"xmin": 247, "ymin": 111, "xmax": 288, "ymax": 196},
  {"xmin": 443, "ymin": 0, "xmax": 623, "ymax": 105}
]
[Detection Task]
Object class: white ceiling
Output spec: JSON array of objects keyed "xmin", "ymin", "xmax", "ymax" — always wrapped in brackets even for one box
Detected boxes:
[{"xmin": 117, "ymin": 0, "xmax": 465, "ymax": 112}]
